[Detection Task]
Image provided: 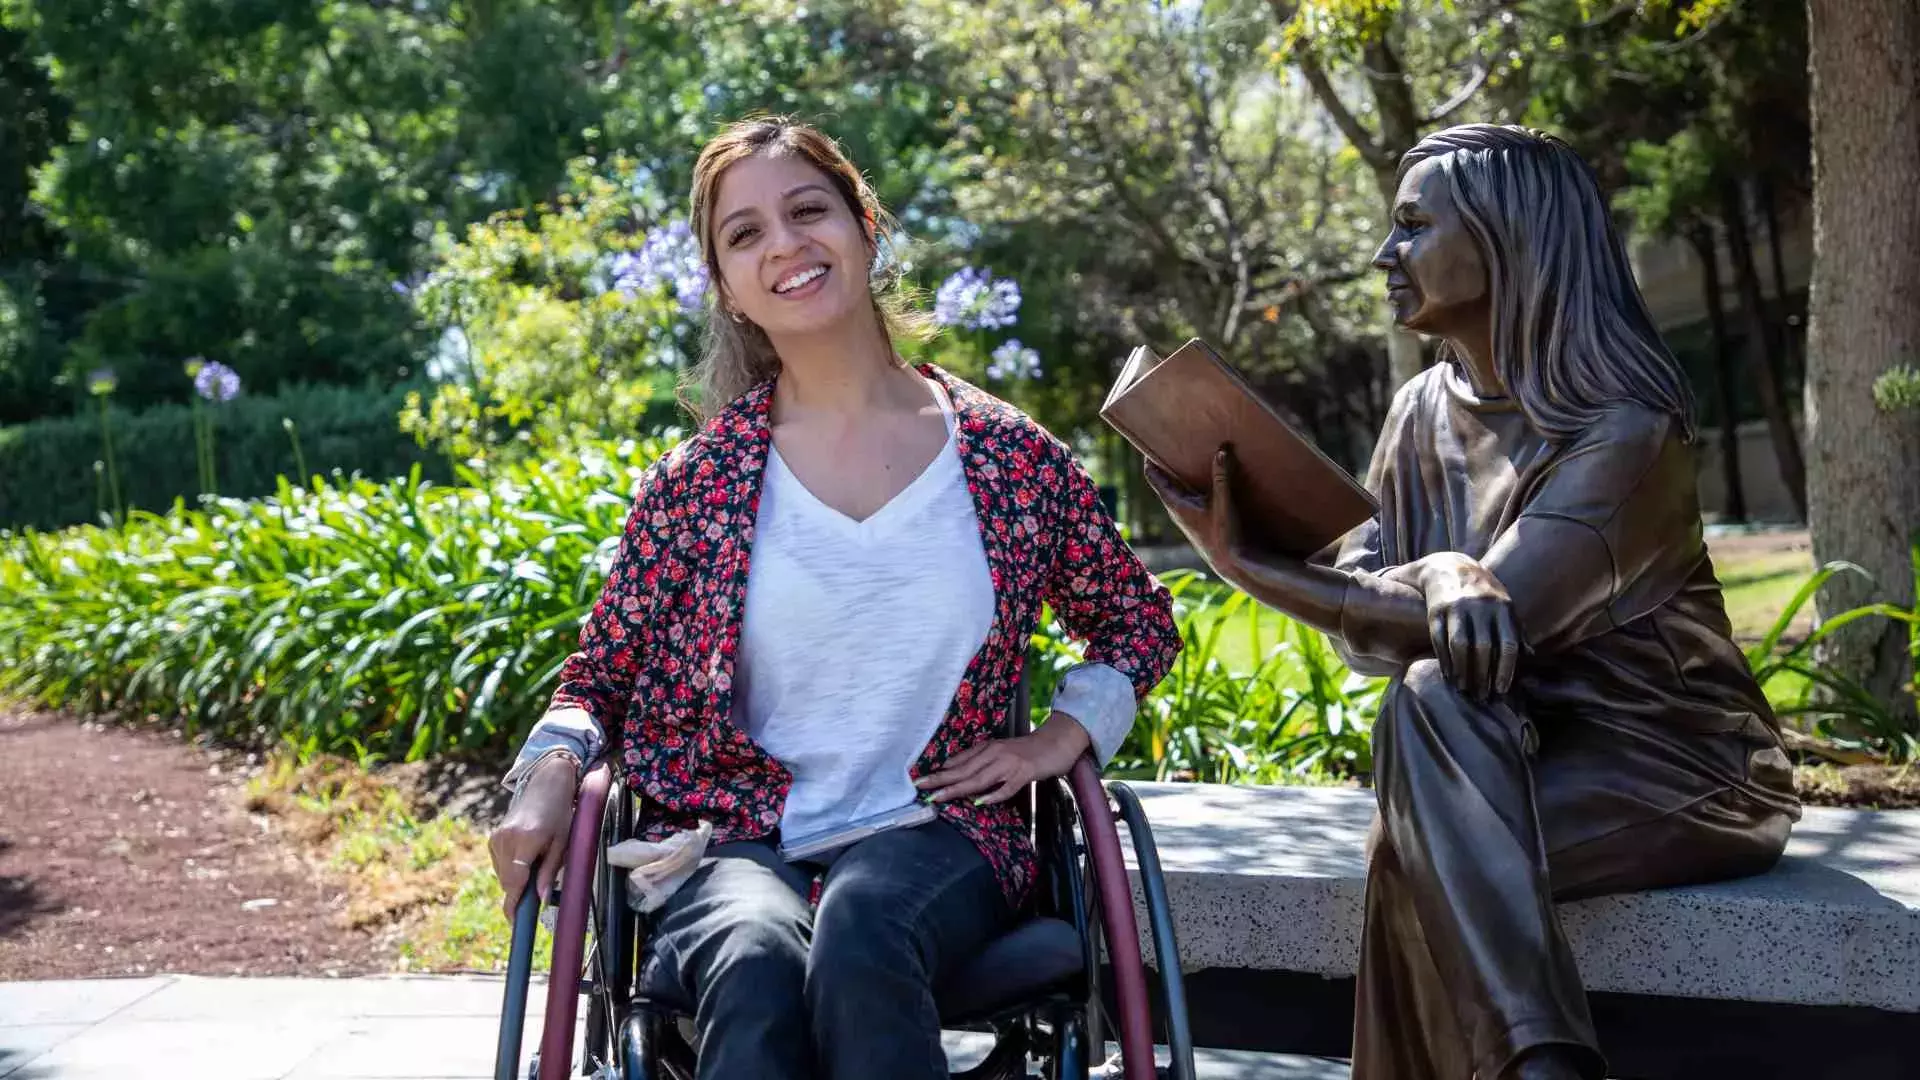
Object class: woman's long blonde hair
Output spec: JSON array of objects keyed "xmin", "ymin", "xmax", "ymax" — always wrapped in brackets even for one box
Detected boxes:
[{"xmin": 681, "ymin": 116, "xmax": 932, "ymax": 422}]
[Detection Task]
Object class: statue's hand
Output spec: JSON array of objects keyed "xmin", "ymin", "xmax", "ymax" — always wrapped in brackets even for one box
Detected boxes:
[
  {"xmin": 1144, "ymin": 447, "xmax": 1247, "ymax": 584},
  {"xmin": 1409, "ymin": 553, "xmax": 1522, "ymax": 700}
]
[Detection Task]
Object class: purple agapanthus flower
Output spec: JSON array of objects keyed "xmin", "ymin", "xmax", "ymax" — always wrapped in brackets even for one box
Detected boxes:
[
  {"xmin": 987, "ymin": 339, "xmax": 1042, "ymax": 381},
  {"xmin": 934, "ymin": 266, "xmax": 1021, "ymax": 331},
  {"xmin": 193, "ymin": 360, "xmax": 242, "ymax": 403},
  {"xmin": 86, "ymin": 367, "xmax": 118, "ymax": 396},
  {"xmin": 614, "ymin": 218, "xmax": 709, "ymax": 314}
]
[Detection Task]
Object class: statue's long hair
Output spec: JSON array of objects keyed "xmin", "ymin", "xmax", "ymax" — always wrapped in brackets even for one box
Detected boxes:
[{"xmin": 1399, "ymin": 125, "xmax": 1697, "ymax": 443}]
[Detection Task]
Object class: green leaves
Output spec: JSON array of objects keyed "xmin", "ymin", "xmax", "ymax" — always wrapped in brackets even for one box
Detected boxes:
[
  {"xmin": 1029, "ymin": 570, "xmax": 1382, "ymax": 786},
  {"xmin": 1746, "ymin": 553, "xmax": 1920, "ymax": 762},
  {"xmin": 1873, "ymin": 362, "xmax": 1920, "ymax": 414},
  {"xmin": 0, "ymin": 381, "xmax": 447, "ymax": 532},
  {"xmin": 395, "ymin": 155, "xmax": 693, "ymax": 463},
  {"xmin": 5, "ymin": 0, "xmax": 614, "ymax": 419},
  {"xmin": 0, "ymin": 437, "xmax": 669, "ymax": 765}
]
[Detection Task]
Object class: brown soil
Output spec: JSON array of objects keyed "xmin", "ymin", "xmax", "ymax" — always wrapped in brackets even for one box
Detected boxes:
[
  {"xmin": 1794, "ymin": 763, "xmax": 1920, "ymax": 809},
  {"xmin": 0, "ymin": 706, "xmax": 390, "ymax": 980}
]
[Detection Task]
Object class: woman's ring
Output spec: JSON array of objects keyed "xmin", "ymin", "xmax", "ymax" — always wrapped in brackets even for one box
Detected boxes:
[{"xmin": 511, "ymin": 858, "xmax": 531, "ymax": 866}]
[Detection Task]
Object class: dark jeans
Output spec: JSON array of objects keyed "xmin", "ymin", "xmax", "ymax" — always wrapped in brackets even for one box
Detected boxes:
[{"xmin": 638, "ymin": 817, "xmax": 1014, "ymax": 1080}]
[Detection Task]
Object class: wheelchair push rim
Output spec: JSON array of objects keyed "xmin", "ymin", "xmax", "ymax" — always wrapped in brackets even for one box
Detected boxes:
[{"xmin": 493, "ymin": 762, "xmax": 612, "ymax": 1080}]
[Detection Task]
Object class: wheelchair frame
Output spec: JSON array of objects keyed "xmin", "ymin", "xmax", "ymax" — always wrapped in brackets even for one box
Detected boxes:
[{"xmin": 493, "ymin": 681, "xmax": 1195, "ymax": 1080}]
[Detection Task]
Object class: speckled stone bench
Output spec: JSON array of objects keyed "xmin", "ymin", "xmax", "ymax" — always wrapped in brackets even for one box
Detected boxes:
[{"xmin": 1115, "ymin": 783, "xmax": 1920, "ymax": 1077}]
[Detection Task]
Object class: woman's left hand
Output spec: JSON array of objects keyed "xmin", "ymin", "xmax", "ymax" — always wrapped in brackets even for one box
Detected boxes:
[{"xmin": 914, "ymin": 713, "xmax": 1093, "ymax": 805}]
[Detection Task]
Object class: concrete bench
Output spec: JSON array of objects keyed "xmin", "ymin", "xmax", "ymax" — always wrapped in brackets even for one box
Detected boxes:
[{"xmin": 1118, "ymin": 783, "xmax": 1920, "ymax": 1079}]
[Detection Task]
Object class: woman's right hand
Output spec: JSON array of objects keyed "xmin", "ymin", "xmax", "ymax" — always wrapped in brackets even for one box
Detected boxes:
[
  {"xmin": 1406, "ymin": 552, "xmax": 1523, "ymax": 700},
  {"xmin": 488, "ymin": 752, "xmax": 579, "ymax": 921}
]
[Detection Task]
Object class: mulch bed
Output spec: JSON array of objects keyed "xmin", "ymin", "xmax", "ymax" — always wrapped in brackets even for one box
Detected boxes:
[
  {"xmin": 0, "ymin": 707, "xmax": 389, "ymax": 981},
  {"xmin": 1794, "ymin": 763, "xmax": 1920, "ymax": 809}
]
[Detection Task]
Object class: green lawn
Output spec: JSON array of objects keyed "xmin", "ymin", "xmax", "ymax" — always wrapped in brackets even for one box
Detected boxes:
[{"xmin": 1716, "ymin": 548, "xmax": 1818, "ymax": 643}]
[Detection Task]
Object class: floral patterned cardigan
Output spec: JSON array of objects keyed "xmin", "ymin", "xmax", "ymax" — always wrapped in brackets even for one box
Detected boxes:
[{"xmin": 526, "ymin": 364, "xmax": 1181, "ymax": 908}]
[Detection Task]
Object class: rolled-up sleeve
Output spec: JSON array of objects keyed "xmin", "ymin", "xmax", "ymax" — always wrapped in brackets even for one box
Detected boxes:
[
  {"xmin": 501, "ymin": 707, "xmax": 604, "ymax": 790},
  {"xmin": 1047, "ymin": 661, "xmax": 1140, "ymax": 767}
]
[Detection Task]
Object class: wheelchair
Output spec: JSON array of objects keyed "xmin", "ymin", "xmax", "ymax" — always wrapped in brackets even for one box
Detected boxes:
[{"xmin": 492, "ymin": 672, "xmax": 1195, "ymax": 1080}]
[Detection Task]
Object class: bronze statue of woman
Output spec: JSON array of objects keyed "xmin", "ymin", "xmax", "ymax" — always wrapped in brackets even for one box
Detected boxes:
[{"xmin": 1147, "ymin": 124, "xmax": 1802, "ymax": 1080}]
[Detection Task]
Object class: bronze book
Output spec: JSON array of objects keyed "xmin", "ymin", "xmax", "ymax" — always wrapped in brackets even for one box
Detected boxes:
[{"xmin": 1099, "ymin": 337, "xmax": 1378, "ymax": 559}]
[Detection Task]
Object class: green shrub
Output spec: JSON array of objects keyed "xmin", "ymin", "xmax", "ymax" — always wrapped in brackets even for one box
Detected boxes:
[
  {"xmin": 1874, "ymin": 363, "xmax": 1920, "ymax": 413},
  {"xmin": 0, "ymin": 382, "xmax": 450, "ymax": 532},
  {"xmin": 15, "ymin": 430, "xmax": 1907, "ymax": 779},
  {"xmin": 397, "ymin": 155, "xmax": 701, "ymax": 462},
  {"xmin": 1027, "ymin": 572, "xmax": 1379, "ymax": 786},
  {"xmin": 0, "ymin": 440, "xmax": 669, "ymax": 761},
  {"xmin": 1748, "ymin": 545, "xmax": 1920, "ymax": 761}
]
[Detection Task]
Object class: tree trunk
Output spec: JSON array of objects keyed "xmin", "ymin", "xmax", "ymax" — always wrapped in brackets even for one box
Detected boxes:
[
  {"xmin": 1759, "ymin": 174, "xmax": 1799, "ymax": 351},
  {"xmin": 1806, "ymin": 0, "xmax": 1920, "ymax": 726},
  {"xmin": 1720, "ymin": 180, "xmax": 1808, "ymax": 521},
  {"xmin": 1688, "ymin": 225, "xmax": 1747, "ymax": 523}
]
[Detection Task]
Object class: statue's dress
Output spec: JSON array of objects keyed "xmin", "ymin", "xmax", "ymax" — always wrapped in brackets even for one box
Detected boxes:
[{"xmin": 1329, "ymin": 363, "xmax": 1802, "ymax": 1079}]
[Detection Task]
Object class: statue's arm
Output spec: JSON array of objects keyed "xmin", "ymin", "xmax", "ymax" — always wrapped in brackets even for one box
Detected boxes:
[{"xmin": 1224, "ymin": 548, "xmax": 1431, "ymax": 676}]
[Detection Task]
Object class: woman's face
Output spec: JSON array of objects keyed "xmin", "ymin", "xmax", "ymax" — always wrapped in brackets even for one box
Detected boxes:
[
  {"xmin": 1371, "ymin": 156, "xmax": 1489, "ymax": 340},
  {"xmin": 708, "ymin": 152, "xmax": 874, "ymax": 338}
]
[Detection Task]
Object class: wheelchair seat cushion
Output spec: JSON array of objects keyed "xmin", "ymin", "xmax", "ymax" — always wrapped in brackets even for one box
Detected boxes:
[
  {"xmin": 933, "ymin": 915, "xmax": 1085, "ymax": 1023},
  {"xmin": 634, "ymin": 915, "xmax": 1085, "ymax": 1024}
]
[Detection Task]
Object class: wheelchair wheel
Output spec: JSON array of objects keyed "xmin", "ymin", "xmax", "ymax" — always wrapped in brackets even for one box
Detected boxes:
[
  {"xmin": 578, "ymin": 772, "xmax": 638, "ymax": 1079},
  {"xmin": 1062, "ymin": 758, "xmax": 1196, "ymax": 1080},
  {"xmin": 494, "ymin": 763, "xmax": 614, "ymax": 1080}
]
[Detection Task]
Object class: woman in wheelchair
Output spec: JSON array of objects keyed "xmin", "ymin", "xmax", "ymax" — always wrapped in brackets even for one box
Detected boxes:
[{"xmin": 487, "ymin": 116, "xmax": 1182, "ymax": 1080}]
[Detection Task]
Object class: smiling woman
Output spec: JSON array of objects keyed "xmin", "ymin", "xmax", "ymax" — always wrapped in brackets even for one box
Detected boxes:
[
  {"xmin": 484, "ymin": 116, "xmax": 1182, "ymax": 1079},
  {"xmin": 680, "ymin": 118, "xmax": 934, "ymax": 420}
]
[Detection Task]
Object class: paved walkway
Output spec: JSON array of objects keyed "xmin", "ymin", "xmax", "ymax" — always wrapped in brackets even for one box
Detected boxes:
[{"xmin": 0, "ymin": 974, "xmax": 1347, "ymax": 1078}]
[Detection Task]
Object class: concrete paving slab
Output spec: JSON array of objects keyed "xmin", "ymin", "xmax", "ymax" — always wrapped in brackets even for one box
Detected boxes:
[
  {"xmin": 115, "ymin": 974, "xmax": 543, "ymax": 1024},
  {"xmin": 0, "ymin": 976, "xmax": 1350, "ymax": 1078},
  {"xmin": 0, "ymin": 978, "xmax": 171, "ymax": 1027},
  {"xmin": 0, "ymin": 1024, "xmax": 90, "ymax": 1078},
  {"xmin": 21, "ymin": 1017, "xmax": 348, "ymax": 1080},
  {"xmin": 287, "ymin": 1016, "xmax": 563, "ymax": 1079}
]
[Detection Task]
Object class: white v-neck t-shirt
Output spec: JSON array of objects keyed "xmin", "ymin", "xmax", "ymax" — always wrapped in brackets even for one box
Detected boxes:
[{"xmin": 728, "ymin": 380, "xmax": 995, "ymax": 845}]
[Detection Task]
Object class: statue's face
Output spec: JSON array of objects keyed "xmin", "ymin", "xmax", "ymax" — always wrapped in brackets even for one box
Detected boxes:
[{"xmin": 1371, "ymin": 157, "xmax": 1489, "ymax": 338}]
